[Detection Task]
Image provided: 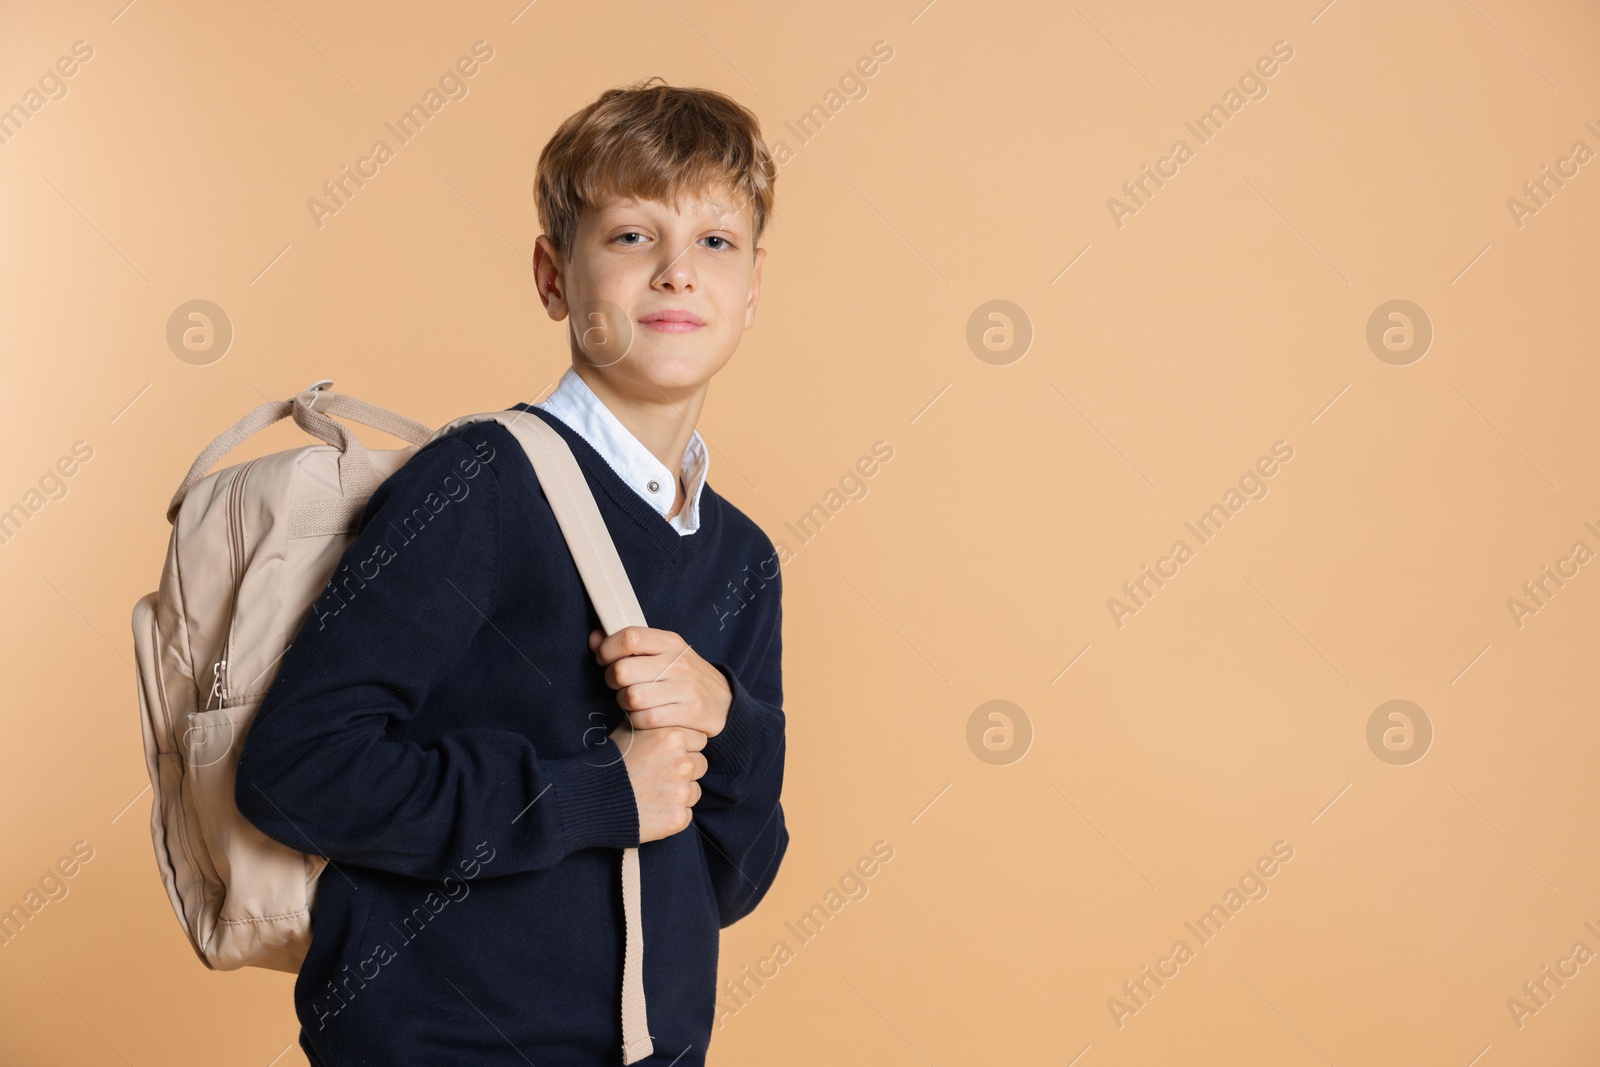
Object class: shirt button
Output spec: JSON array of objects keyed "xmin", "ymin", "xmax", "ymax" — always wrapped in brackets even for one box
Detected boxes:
[{"xmin": 648, "ymin": 480, "xmax": 660, "ymax": 492}]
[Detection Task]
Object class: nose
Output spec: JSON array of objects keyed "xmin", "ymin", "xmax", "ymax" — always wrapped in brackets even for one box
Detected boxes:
[{"xmin": 651, "ymin": 242, "xmax": 697, "ymax": 292}]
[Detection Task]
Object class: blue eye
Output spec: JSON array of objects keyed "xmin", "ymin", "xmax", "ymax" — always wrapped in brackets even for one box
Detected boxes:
[{"xmin": 613, "ymin": 231, "xmax": 733, "ymax": 249}]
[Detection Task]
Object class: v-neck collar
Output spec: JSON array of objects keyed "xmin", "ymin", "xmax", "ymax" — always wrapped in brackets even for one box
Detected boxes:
[
  {"xmin": 533, "ymin": 366, "xmax": 710, "ymax": 535},
  {"xmin": 507, "ymin": 403, "xmax": 715, "ymax": 572}
]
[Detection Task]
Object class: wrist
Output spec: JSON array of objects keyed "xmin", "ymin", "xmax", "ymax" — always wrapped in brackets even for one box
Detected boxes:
[
  {"xmin": 546, "ymin": 742, "xmax": 640, "ymax": 852},
  {"xmin": 702, "ymin": 663, "xmax": 781, "ymax": 779}
]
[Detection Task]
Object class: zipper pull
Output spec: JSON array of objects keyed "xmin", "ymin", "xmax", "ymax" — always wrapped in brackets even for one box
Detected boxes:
[{"xmin": 208, "ymin": 660, "xmax": 225, "ymax": 710}]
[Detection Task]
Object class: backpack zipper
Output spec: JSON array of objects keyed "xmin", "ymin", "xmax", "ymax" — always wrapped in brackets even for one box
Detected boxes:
[{"xmin": 212, "ymin": 457, "xmax": 259, "ymax": 708}]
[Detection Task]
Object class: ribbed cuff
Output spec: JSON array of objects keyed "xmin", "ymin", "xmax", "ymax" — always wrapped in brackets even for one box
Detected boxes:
[
  {"xmin": 704, "ymin": 663, "xmax": 777, "ymax": 781},
  {"xmin": 548, "ymin": 744, "xmax": 640, "ymax": 853}
]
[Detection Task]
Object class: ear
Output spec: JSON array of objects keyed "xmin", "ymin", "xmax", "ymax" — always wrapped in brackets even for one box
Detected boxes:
[
  {"xmin": 744, "ymin": 246, "xmax": 766, "ymax": 329},
  {"xmin": 533, "ymin": 235, "xmax": 569, "ymax": 321}
]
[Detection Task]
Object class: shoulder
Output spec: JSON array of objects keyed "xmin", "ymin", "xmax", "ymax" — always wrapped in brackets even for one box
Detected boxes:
[
  {"xmin": 705, "ymin": 486, "xmax": 783, "ymax": 591},
  {"xmin": 385, "ymin": 412, "xmax": 537, "ymax": 497},
  {"xmin": 357, "ymin": 417, "xmax": 511, "ymax": 528},
  {"xmin": 425, "ymin": 415, "xmax": 519, "ymax": 472}
]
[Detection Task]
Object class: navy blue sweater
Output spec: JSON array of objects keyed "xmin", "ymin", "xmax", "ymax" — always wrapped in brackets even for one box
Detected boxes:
[{"xmin": 233, "ymin": 403, "xmax": 788, "ymax": 1066}]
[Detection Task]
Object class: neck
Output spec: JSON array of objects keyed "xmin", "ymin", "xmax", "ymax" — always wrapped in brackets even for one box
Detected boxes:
[{"xmin": 570, "ymin": 362, "xmax": 706, "ymax": 480}]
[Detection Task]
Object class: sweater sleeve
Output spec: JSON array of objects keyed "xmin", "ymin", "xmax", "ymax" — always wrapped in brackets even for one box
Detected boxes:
[
  {"xmin": 694, "ymin": 565, "xmax": 788, "ymax": 928},
  {"xmin": 233, "ymin": 430, "xmax": 641, "ymax": 882}
]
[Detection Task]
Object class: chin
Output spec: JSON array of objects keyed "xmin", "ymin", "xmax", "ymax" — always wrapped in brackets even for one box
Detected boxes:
[
  {"xmin": 625, "ymin": 347, "xmax": 729, "ymax": 391},
  {"xmin": 638, "ymin": 369, "xmax": 715, "ymax": 396}
]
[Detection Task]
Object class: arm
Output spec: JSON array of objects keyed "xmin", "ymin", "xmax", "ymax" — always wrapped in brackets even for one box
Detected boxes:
[
  {"xmin": 694, "ymin": 571, "xmax": 788, "ymax": 928},
  {"xmin": 234, "ymin": 430, "xmax": 639, "ymax": 882}
]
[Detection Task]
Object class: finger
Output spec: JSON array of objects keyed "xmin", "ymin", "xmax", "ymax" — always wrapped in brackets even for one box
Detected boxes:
[
  {"xmin": 623, "ymin": 703, "xmax": 688, "ymax": 734},
  {"xmin": 645, "ymin": 643, "xmax": 695, "ymax": 685},
  {"xmin": 636, "ymin": 682, "xmax": 696, "ymax": 721},
  {"xmin": 608, "ymin": 647, "xmax": 683, "ymax": 692},
  {"xmin": 593, "ymin": 625, "xmax": 664, "ymax": 666},
  {"xmin": 618, "ymin": 684, "xmax": 665, "ymax": 717}
]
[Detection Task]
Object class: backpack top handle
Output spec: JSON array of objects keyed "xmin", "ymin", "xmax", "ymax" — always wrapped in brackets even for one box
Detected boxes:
[{"xmin": 164, "ymin": 382, "xmax": 435, "ymax": 525}]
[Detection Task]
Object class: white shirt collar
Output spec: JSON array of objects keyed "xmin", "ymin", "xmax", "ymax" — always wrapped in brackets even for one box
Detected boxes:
[{"xmin": 535, "ymin": 366, "xmax": 709, "ymax": 535}]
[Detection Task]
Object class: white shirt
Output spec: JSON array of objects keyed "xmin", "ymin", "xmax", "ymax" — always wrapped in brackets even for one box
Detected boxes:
[{"xmin": 535, "ymin": 366, "xmax": 709, "ymax": 536}]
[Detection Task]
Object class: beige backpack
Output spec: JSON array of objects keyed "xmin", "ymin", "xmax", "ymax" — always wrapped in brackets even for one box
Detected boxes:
[{"xmin": 131, "ymin": 382, "xmax": 655, "ymax": 1064}]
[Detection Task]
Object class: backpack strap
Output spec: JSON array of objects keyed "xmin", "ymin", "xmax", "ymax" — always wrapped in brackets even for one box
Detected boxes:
[
  {"xmin": 165, "ymin": 386, "xmax": 434, "ymax": 525},
  {"xmin": 431, "ymin": 407, "xmax": 655, "ymax": 1065},
  {"xmin": 298, "ymin": 388, "xmax": 435, "ymax": 448}
]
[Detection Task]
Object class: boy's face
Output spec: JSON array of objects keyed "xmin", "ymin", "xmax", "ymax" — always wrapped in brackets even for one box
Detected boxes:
[{"xmin": 534, "ymin": 182, "xmax": 765, "ymax": 403}]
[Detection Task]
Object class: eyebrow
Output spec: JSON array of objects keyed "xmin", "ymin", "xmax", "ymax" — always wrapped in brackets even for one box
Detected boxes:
[
  {"xmin": 599, "ymin": 198, "xmax": 747, "ymax": 226},
  {"xmin": 598, "ymin": 209, "xmax": 749, "ymax": 237}
]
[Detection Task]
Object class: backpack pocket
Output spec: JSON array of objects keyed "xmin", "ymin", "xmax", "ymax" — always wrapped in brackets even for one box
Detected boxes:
[{"xmin": 184, "ymin": 698, "xmax": 318, "ymax": 973}]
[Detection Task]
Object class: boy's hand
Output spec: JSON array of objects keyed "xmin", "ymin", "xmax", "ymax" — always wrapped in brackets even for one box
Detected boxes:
[
  {"xmin": 589, "ymin": 626, "xmax": 733, "ymax": 739},
  {"xmin": 606, "ymin": 722, "xmax": 707, "ymax": 843}
]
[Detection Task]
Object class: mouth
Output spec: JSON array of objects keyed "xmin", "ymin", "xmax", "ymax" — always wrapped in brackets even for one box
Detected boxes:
[{"xmin": 638, "ymin": 309, "xmax": 705, "ymax": 333}]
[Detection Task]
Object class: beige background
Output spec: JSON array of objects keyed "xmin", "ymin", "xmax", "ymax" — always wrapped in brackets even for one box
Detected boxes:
[{"xmin": 2, "ymin": 0, "xmax": 1598, "ymax": 1062}]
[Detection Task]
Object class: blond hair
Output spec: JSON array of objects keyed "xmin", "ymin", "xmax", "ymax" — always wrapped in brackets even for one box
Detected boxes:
[{"xmin": 535, "ymin": 77, "xmax": 776, "ymax": 261}]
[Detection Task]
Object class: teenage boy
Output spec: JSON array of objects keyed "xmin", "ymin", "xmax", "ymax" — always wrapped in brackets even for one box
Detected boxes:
[{"xmin": 235, "ymin": 78, "xmax": 787, "ymax": 1066}]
